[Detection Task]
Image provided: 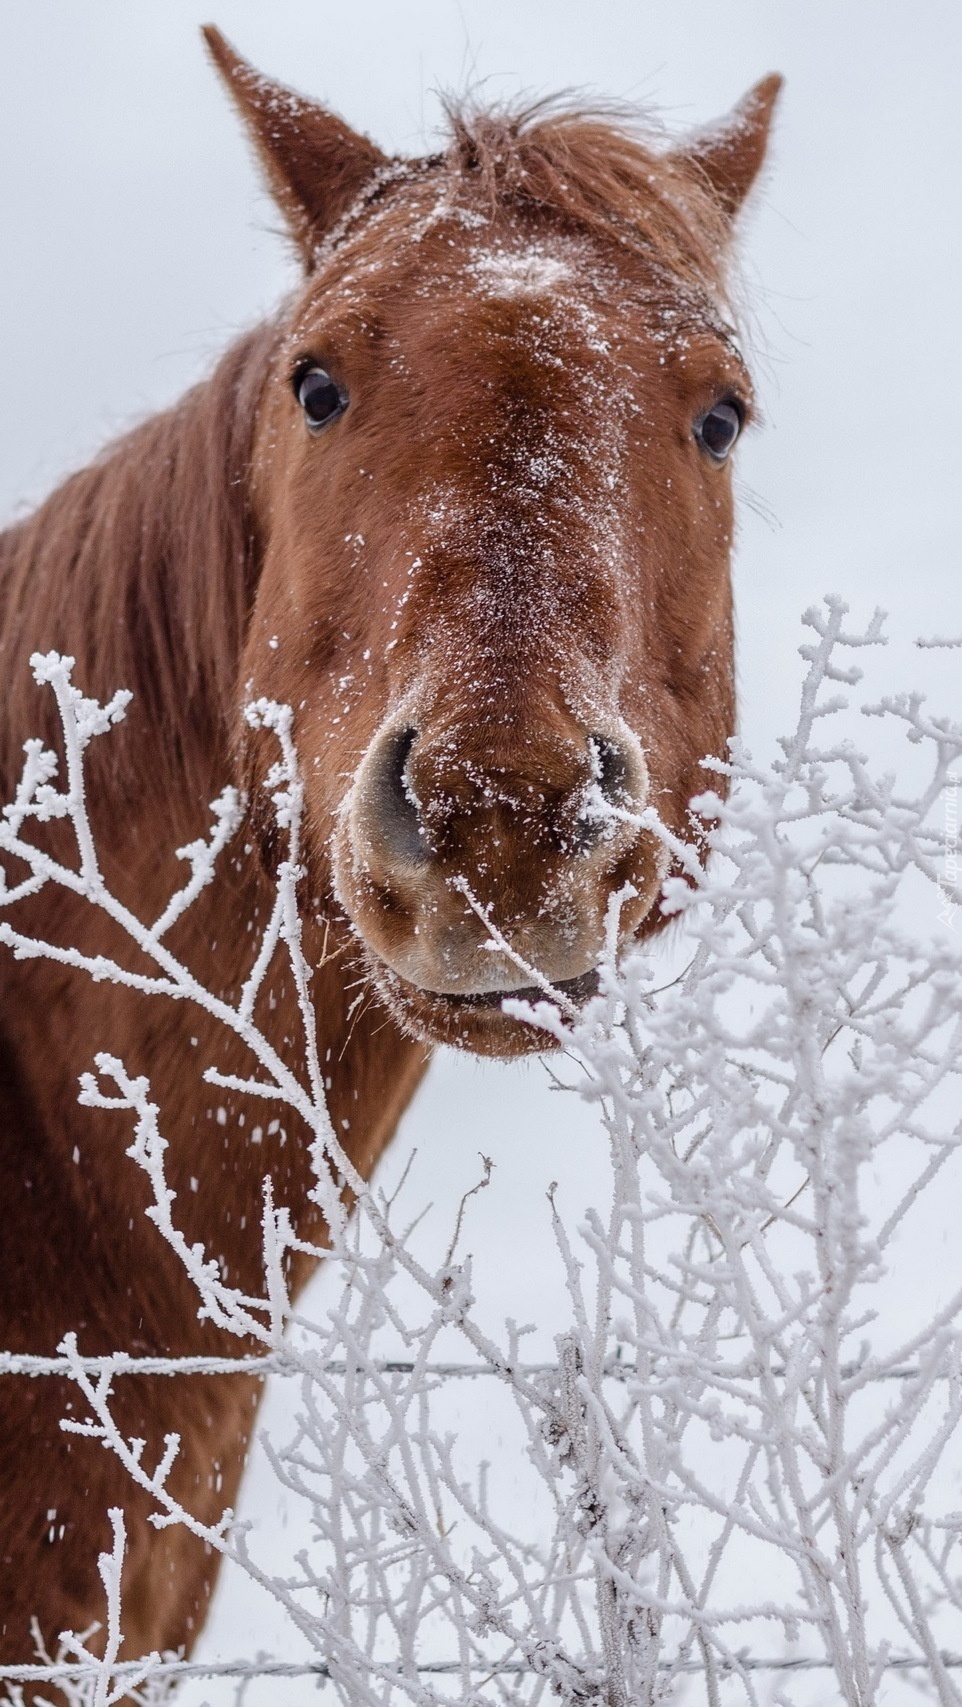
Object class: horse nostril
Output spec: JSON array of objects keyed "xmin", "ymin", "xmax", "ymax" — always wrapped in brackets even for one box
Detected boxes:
[
  {"xmin": 373, "ymin": 726, "xmax": 430, "ymax": 865},
  {"xmin": 572, "ymin": 735, "xmax": 635, "ymax": 852},
  {"xmin": 590, "ymin": 736, "xmax": 631, "ymax": 805}
]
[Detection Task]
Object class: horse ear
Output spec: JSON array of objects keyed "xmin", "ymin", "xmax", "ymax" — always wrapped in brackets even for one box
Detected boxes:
[
  {"xmin": 674, "ymin": 74, "xmax": 783, "ymax": 224},
  {"xmin": 203, "ymin": 26, "xmax": 390, "ymax": 267}
]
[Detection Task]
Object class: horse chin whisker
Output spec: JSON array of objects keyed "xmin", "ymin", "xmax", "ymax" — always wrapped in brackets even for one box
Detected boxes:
[{"xmin": 351, "ymin": 942, "xmax": 602, "ymax": 1056}]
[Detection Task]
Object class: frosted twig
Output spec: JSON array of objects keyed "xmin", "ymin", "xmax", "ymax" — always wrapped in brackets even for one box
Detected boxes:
[{"xmin": 2, "ymin": 607, "xmax": 962, "ymax": 1702}]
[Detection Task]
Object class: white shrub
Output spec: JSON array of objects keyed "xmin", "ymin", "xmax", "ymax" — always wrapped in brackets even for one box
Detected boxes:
[{"xmin": 1, "ymin": 599, "xmax": 961, "ymax": 1705}]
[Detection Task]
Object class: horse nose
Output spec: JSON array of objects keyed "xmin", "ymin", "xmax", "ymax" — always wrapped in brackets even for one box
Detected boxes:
[
  {"xmin": 354, "ymin": 721, "xmax": 643, "ymax": 868},
  {"xmin": 573, "ymin": 734, "xmax": 638, "ymax": 851},
  {"xmin": 337, "ymin": 715, "xmax": 661, "ymax": 1000}
]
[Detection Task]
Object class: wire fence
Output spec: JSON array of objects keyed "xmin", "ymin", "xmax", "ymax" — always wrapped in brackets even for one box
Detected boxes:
[
  {"xmin": 5, "ymin": 1651, "xmax": 962, "ymax": 1685},
  {"xmin": 1, "ymin": 1354, "xmax": 951, "ymax": 1382}
]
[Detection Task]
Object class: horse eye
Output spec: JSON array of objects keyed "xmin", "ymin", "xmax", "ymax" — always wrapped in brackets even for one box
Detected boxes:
[
  {"xmin": 695, "ymin": 400, "xmax": 742, "ymax": 462},
  {"xmin": 295, "ymin": 365, "xmax": 346, "ymax": 431}
]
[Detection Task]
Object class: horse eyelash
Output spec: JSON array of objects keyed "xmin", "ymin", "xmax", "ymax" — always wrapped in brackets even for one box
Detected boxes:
[
  {"xmin": 720, "ymin": 390, "xmax": 753, "ymax": 430},
  {"xmin": 290, "ymin": 356, "xmax": 337, "ymax": 390},
  {"xmin": 291, "ymin": 358, "xmax": 315, "ymax": 388}
]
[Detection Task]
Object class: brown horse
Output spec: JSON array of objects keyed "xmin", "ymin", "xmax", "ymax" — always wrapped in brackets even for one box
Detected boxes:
[{"xmin": 0, "ymin": 29, "xmax": 780, "ymax": 1673}]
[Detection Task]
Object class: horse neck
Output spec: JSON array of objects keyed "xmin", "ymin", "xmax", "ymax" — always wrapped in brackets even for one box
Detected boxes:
[
  {"xmin": 0, "ymin": 322, "xmax": 279, "ymax": 828},
  {"xmin": 0, "ymin": 323, "xmax": 429, "ymax": 1270}
]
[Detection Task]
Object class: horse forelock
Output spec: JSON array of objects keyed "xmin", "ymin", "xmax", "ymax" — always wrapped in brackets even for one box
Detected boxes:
[{"xmin": 314, "ymin": 97, "xmax": 736, "ymax": 316}]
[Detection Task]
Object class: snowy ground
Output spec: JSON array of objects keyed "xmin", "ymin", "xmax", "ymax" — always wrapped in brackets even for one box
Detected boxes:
[{"xmin": 1, "ymin": 2, "xmax": 960, "ymax": 1699}]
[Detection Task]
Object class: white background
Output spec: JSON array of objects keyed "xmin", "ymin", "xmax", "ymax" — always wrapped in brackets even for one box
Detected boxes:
[{"xmin": 1, "ymin": 0, "xmax": 960, "ymax": 1686}]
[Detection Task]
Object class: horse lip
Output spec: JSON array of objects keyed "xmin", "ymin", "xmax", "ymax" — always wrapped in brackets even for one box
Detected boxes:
[
  {"xmin": 439, "ymin": 966, "xmax": 601, "ymax": 1009},
  {"xmin": 380, "ymin": 963, "xmax": 600, "ymax": 1012}
]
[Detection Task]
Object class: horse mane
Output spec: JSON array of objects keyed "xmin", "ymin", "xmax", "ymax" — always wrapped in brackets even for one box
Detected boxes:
[
  {"xmin": 0, "ymin": 323, "xmax": 279, "ymax": 813},
  {"xmin": 0, "ymin": 96, "xmax": 732, "ymax": 822}
]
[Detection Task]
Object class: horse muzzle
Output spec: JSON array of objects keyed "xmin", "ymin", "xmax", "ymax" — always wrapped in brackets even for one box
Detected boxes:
[{"xmin": 330, "ymin": 710, "xmax": 667, "ymax": 1052}]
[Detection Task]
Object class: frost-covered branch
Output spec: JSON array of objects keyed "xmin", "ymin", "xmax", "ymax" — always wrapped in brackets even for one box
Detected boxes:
[{"xmin": 2, "ymin": 606, "xmax": 962, "ymax": 1704}]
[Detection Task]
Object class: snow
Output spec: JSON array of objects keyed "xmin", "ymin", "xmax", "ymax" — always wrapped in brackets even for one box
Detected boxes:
[{"xmin": 468, "ymin": 242, "xmax": 575, "ymax": 299}]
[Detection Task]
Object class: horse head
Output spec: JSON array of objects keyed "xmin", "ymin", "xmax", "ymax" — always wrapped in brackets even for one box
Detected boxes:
[{"xmin": 207, "ymin": 30, "xmax": 780, "ymax": 1054}]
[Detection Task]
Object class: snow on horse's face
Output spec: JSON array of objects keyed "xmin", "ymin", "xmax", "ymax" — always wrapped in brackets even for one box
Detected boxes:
[{"xmin": 213, "ymin": 33, "xmax": 780, "ymax": 1053}]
